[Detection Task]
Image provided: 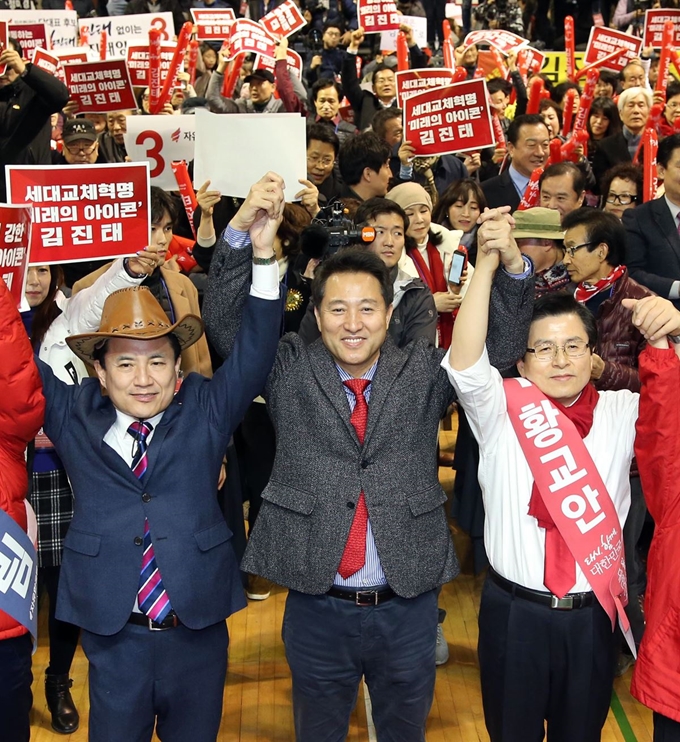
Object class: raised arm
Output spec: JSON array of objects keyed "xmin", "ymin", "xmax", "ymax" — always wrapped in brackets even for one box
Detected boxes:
[
  {"xmin": 206, "ymin": 52, "xmax": 241, "ymax": 114},
  {"xmin": 342, "ymin": 30, "xmax": 367, "ymax": 114}
]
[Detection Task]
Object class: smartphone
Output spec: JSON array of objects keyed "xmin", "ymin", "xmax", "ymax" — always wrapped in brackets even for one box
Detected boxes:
[{"xmin": 448, "ymin": 249, "xmax": 467, "ymax": 285}]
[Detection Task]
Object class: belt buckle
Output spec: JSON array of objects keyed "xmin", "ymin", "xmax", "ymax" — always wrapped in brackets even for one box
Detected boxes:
[
  {"xmin": 148, "ymin": 616, "xmax": 170, "ymax": 631},
  {"xmin": 550, "ymin": 595, "xmax": 574, "ymax": 610},
  {"xmin": 355, "ymin": 590, "xmax": 378, "ymax": 606}
]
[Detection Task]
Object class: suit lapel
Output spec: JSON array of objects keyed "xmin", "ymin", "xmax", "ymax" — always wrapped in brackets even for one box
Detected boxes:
[
  {"xmin": 143, "ymin": 397, "xmax": 183, "ymax": 482},
  {"xmin": 363, "ymin": 338, "xmax": 408, "ymax": 448},
  {"xmin": 91, "ymin": 402, "xmax": 142, "ymax": 487},
  {"xmin": 652, "ymin": 197, "xmax": 680, "ymax": 261},
  {"xmin": 307, "ymin": 340, "xmax": 358, "ymax": 445}
]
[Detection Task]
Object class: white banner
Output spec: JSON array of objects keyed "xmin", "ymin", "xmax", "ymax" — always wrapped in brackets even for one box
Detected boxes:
[
  {"xmin": 0, "ymin": 9, "xmax": 78, "ymax": 49},
  {"xmin": 78, "ymin": 14, "xmax": 173, "ymax": 58},
  {"xmin": 193, "ymin": 109, "xmax": 307, "ymax": 201},
  {"xmin": 380, "ymin": 15, "xmax": 428, "ymax": 50},
  {"xmin": 124, "ymin": 115, "xmax": 196, "ymax": 191}
]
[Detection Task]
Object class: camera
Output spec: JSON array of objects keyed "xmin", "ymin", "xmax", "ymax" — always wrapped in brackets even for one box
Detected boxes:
[{"xmin": 300, "ymin": 201, "xmax": 376, "ymax": 261}]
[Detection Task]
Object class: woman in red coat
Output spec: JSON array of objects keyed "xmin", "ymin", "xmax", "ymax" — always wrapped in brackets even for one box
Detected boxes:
[{"xmin": 0, "ymin": 277, "xmax": 45, "ymax": 742}]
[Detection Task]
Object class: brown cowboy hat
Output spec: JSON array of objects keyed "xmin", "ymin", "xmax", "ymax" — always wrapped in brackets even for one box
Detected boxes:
[{"xmin": 66, "ymin": 285, "xmax": 204, "ymax": 365}]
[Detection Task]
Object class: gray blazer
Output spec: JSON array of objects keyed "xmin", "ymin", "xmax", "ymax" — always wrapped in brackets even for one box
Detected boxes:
[{"xmin": 204, "ymin": 238, "xmax": 535, "ymax": 597}]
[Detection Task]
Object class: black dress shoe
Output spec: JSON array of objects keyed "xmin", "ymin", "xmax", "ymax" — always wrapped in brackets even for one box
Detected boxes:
[{"xmin": 45, "ymin": 673, "xmax": 80, "ymax": 734}]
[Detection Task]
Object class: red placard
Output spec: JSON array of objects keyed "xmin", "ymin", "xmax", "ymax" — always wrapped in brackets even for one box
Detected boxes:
[
  {"xmin": 403, "ymin": 78, "xmax": 494, "ymax": 156},
  {"xmin": 517, "ymin": 46, "xmax": 544, "ymax": 78},
  {"xmin": 192, "ymin": 13, "xmax": 235, "ymax": 43},
  {"xmin": 253, "ymin": 47, "xmax": 303, "ymax": 79},
  {"xmin": 222, "ymin": 19, "xmax": 276, "ymax": 60},
  {"xmin": 462, "ymin": 29, "xmax": 528, "ymax": 55},
  {"xmin": 260, "ymin": 0, "xmax": 307, "ymax": 39},
  {"xmin": 357, "ymin": 0, "xmax": 400, "ymax": 34},
  {"xmin": 396, "ymin": 68, "xmax": 455, "ymax": 107},
  {"xmin": 643, "ymin": 9, "xmax": 680, "ymax": 48},
  {"xmin": 63, "ymin": 59, "xmax": 137, "ymax": 114},
  {"xmin": 0, "ymin": 205, "xmax": 32, "ymax": 310},
  {"xmin": 57, "ymin": 51, "xmax": 89, "ymax": 64},
  {"xmin": 6, "ymin": 164, "xmax": 151, "ymax": 266},
  {"xmin": 0, "ymin": 22, "xmax": 8, "ymax": 77},
  {"xmin": 31, "ymin": 48, "xmax": 60, "ymax": 77},
  {"xmin": 9, "ymin": 23, "xmax": 49, "ymax": 55},
  {"xmin": 583, "ymin": 27, "xmax": 641, "ymax": 73},
  {"xmin": 190, "ymin": 8, "xmax": 235, "ymax": 23},
  {"xmin": 126, "ymin": 43, "xmax": 177, "ymax": 87}
]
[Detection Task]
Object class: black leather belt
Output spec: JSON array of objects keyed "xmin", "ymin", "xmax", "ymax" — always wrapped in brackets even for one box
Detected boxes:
[
  {"xmin": 489, "ymin": 568, "xmax": 595, "ymax": 610},
  {"xmin": 327, "ymin": 585, "xmax": 396, "ymax": 606},
  {"xmin": 128, "ymin": 611, "xmax": 181, "ymax": 630}
]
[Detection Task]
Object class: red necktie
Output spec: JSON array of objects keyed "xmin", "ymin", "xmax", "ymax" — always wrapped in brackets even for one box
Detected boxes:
[{"xmin": 337, "ymin": 378, "xmax": 371, "ymax": 579}]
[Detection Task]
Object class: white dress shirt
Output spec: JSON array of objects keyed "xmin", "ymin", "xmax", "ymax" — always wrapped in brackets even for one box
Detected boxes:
[{"xmin": 442, "ymin": 348, "xmax": 639, "ymax": 593}]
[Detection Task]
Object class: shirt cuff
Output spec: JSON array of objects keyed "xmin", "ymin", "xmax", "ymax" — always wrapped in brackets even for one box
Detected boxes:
[
  {"xmin": 670, "ymin": 281, "xmax": 680, "ymax": 301},
  {"xmin": 225, "ymin": 225, "xmax": 251, "ymax": 249},
  {"xmin": 399, "ymin": 163, "xmax": 414, "ymax": 179},
  {"xmin": 197, "ymin": 233, "xmax": 216, "ymax": 248},
  {"xmin": 505, "ymin": 254, "xmax": 534, "ymax": 280},
  {"xmin": 250, "ymin": 262, "xmax": 280, "ymax": 300},
  {"xmin": 347, "ymin": 48, "xmax": 358, "ymax": 55}
]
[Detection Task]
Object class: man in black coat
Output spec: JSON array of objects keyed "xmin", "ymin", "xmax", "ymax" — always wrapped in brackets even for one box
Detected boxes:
[
  {"xmin": 481, "ymin": 114, "xmax": 550, "ymax": 212},
  {"xmin": 0, "ymin": 38, "xmax": 69, "ymax": 202}
]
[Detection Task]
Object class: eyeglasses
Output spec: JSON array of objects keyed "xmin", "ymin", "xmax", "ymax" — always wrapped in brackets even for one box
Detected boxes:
[
  {"xmin": 307, "ymin": 154, "xmax": 334, "ymax": 167},
  {"xmin": 526, "ymin": 340, "xmax": 590, "ymax": 362},
  {"xmin": 563, "ymin": 241, "xmax": 594, "ymax": 257},
  {"xmin": 605, "ymin": 193, "xmax": 637, "ymax": 205},
  {"xmin": 64, "ymin": 142, "xmax": 97, "ymax": 155}
]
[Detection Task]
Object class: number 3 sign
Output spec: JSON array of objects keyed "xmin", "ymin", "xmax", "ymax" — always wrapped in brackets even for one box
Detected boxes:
[{"xmin": 124, "ymin": 115, "xmax": 196, "ymax": 191}]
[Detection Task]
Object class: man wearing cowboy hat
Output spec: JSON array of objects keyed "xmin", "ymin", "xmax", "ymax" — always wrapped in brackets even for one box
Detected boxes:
[{"xmin": 29, "ymin": 173, "xmax": 285, "ymax": 741}]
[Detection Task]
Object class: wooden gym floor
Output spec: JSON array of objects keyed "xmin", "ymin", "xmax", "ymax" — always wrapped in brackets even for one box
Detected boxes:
[{"xmin": 29, "ymin": 425, "xmax": 654, "ymax": 741}]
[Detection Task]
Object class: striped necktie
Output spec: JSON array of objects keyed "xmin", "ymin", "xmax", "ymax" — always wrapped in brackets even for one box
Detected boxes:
[{"xmin": 128, "ymin": 421, "xmax": 172, "ymax": 623}]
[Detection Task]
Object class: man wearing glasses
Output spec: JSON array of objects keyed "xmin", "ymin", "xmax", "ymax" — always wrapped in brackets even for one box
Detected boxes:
[
  {"xmin": 445, "ymin": 207, "xmax": 639, "ymax": 741},
  {"xmin": 56, "ymin": 119, "xmax": 103, "ymax": 165},
  {"xmin": 626, "ymin": 133, "xmax": 680, "ymax": 310}
]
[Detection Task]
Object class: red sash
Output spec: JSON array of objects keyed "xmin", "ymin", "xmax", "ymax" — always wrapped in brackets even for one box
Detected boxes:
[
  {"xmin": 408, "ymin": 243, "xmax": 454, "ymax": 349},
  {"xmin": 503, "ymin": 377, "xmax": 635, "ymax": 653}
]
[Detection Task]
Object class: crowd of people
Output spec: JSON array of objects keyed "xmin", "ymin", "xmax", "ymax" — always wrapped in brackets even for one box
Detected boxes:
[{"xmin": 3, "ymin": 1, "xmax": 680, "ymax": 741}]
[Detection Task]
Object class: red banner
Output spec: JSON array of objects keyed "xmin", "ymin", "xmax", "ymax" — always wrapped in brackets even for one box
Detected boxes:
[
  {"xmin": 403, "ymin": 78, "xmax": 494, "ymax": 156},
  {"xmin": 9, "ymin": 23, "xmax": 49, "ymax": 55},
  {"xmin": 0, "ymin": 22, "xmax": 8, "ymax": 77},
  {"xmin": 583, "ymin": 27, "xmax": 641, "ymax": 73},
  {"xmin": 643, "ymin": 9, "xmax": 680, "ymax": 48},
  {"xmin": 6, "ymin": 164, "xmax": 151, "ymax": 266},
  {"xmin": 63, "ymin": 59, "xmax": 137, "ymax": 113},
  {"xmin": 517, "ymin": 46, "xmax": 545, "ymax": 79},
  {"xmin": 126, "ymin": 43, "xmax": 177, "ymax": 87},
  {"xmin": 357, "ymin": 0, "xmax": 400, "ymax": 33},
  {"xmin": 462, "ymin": 29, "xmax": 527, "ymax": 55},
  {"xmin": 57, "ymin": 51, "xmax": 89, "ymax": 64},
  {"xmin": 222, "ymin": 19, "xmax": 277, "ymax": 60},
  {"xmin": 261, "ymin": 0, "xmax": 307, "ymax": 39},
  {"xmin": 395, "ymin": 68, "xmax": 455, "ymax": 107},
  {"xmin": 0, "ymin": 206, "xmax": 32, "ymax": 311}
]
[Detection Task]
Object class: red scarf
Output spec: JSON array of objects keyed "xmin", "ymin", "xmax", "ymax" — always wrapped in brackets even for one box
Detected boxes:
[
  {"xmin": 527, "ymin": 382, "xmax": 599, "ymax": 591},
  {"xmin": 408, "ymin": 242, "xmax": 454, "ymax": 349},
  {"xmin": 573, "ymin": 264, "xmax": 625, "ymax": 303}
]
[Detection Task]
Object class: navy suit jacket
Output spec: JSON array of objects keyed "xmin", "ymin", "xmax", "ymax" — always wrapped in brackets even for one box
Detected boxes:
[
  {"xmin": 37, "ymin": 292, "xmax": 283, "ymax": 635},
  {"xmin": 481, "ymin": 169, "xmax": 521, "ymax": 212},
  {"xmin": 624, "ymin": 196, "xmax": 680, "ymax": 308}
]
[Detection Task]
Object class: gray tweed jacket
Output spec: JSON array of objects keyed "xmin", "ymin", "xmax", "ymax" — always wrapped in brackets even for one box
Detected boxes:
[{"xmin": 204, "ymin": 238, "xmax": 535, "ymax": 597}]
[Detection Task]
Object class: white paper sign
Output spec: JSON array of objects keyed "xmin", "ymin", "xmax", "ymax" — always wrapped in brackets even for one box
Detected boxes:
[
  {"xmin": 192, "ymin": 109, "xmax": 307, "ymax": 201},
  {"xmin": 0, "ymin": 9, "xmax": 78, "ymax": 49},
  {"xmin": 78, "ymin": 14, "xmax": 173, "ymax": 58},
  {"xmin": 380, "ymin": 15, "xmax": 428, "ymax": 50},
  {"xmin": 124, "ymin": 115, "xmax": 196, "ymax": 191}
]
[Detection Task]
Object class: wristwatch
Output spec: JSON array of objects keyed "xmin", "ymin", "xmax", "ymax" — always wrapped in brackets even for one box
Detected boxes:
[
  {"xmin": 252, "ymin": 254, "xmax": 277, "ymax": 265},
  {"xmin": 668, "ymin": 334, "xmax": 680, "ymax": 344}
]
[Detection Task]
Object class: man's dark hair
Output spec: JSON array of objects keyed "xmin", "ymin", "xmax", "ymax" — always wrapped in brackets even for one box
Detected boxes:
[
  {"xmin": 487, "ymin": 78, "xmax": 512, "ymax": 97},
  {"xmin": 8, "ymin": 37, "xmax": 22, "ymax": 57},
  {"xmin": 92, "ymin": 333, "xmax": 182, "ymax": 368},
  {"xmin": 150, "ymin": 186, "xmax": 178, "ymax": 226},
  {"xmin": 506, "ymin": 113, "xmax": 549, "ymax": 146},
  {"xmin": 312, "ymin": 77, "xmax": 342, "ymax": 102},
  {"xmin": 322, "ymin": 20, "xmax": 344, "ymax": 34},
  {"xmin": 306, "ymin": 123, "xmax": 340, "ymax": 157},
  {"xmin": 338, "ymin": 131, "xmax": 391, "ymax": 187},
  {"xmin": 539, "ymin": 161, "xmax": 586, "ymax": 196},
  {"xmin": 561, "ymin": 209, "xmax": 627, "ymax": 267},
  {"xmin": 371, "ymin": 64, "xmax": 394, "ymax": 87},
  {"xmin": 311, "ymin": 248, "xmax": 394, "ymax": 308},
  {"xmin": 530, "ymin": 292, "xmax": 598, "ymax": 349},
  {"xmin": 599, "ymin": 162, "xmax": 643, "ymax": 206},
  {"xmin": 371, "ymin": 107, "xmax": 402, "ymax": 139},
  {"xmin": 658, "ymin": 132, "xmax": 680, "ymax": 168},
  {"xmin": 355, "ymin": 197, "xmax": 408, "ymax": 232}
]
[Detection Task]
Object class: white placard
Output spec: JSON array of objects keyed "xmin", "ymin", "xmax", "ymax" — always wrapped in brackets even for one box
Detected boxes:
[
  {"xmin": 0, "ymin": 9, "xmax": 78, "ymax": 49},
  {"xmin": 444, "ymin": 3, "xmax": 463, "ymax": 23},
  {"xmin": 78, "ymin": 14, "xmax": 173, "ymax": 58},
  {"xmin": 193, "ymin": 109, "xmax": 307, "ymax": 202},
  {"xmin": 380, "ymin": 15, "xmax": 428, "ymax": 50},
  {"xmin": 124, "ymin": 115, "xmax": 196, "ymax": 191}
]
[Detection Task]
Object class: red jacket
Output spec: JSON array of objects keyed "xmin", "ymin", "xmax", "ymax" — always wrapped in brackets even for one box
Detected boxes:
[
  {"xmin": 0, "ymin": 280, "xmax": 44, "ymax": 640},
  {"xmin": 631, "ymin": 345, "xmax": 680, "ymax": 721}
]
